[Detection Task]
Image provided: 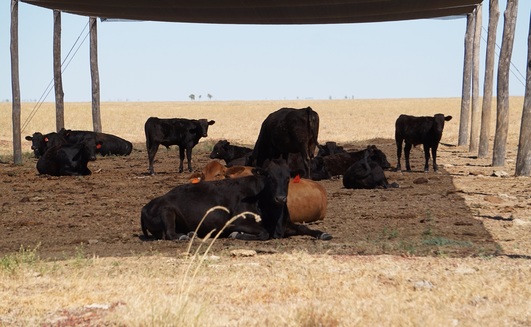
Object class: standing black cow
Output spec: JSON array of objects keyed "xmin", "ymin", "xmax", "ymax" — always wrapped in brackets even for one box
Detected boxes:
[
  {"xmin": 247, "ymin": 107, "xmax": 319, "ymax": 178},
  {"xmin": 25, "ymin": 132, "xmax": 68, "ymax": 158},
  {"xmin": 343, "ymin": 147, "xmax": 398, "ymax": 189},
  {"xmin": 395, "ymin": 114, "xmax": 452, "ymax": 172},
  {"xmin": 140, "ymin": 159, "xmax": 332, "ymax": 241},
  {"xmin": 145, "ymin": 117, "xmax": 215, "ymax": 175},
  {"xmin": 58, "ymin": 128, "xmax": 133, "ymax": 156},
  {"xmin": 36, "ymin": 138, "xmax": 102, "ymax": 176},
  {"xmin": 209, "ymin": 140, "xmax": 253, "ymax": 166}
]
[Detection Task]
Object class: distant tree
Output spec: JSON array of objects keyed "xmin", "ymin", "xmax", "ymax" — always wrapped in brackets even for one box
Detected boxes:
[
  {"xmin": 189, "ymin": 94, "xmax": 195, "ymax": 101},
  {"xmin": 207, "ymin": 94, "xmax": 213, "ymax": 100},
  {"xmin": 198, "ymin": 95, "xmax": 202, "ymax": 100}
]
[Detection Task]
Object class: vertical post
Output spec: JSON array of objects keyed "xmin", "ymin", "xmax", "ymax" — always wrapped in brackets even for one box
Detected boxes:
[
  {"xmin": 458, "ymin": 13, "xmax": 475, "ymax": 146},
  {"xmin": 53, "ymin": 10, "xmax": 65, "ymax": 132},
  {"xmin": 11, "ymin": 0, "xmax": 22, "ymax": 164},
  {"xmin": 515, "ymin": 11, "xmax": 531, "ymax": 176},
  {"xmin": 90, "ymin": 17, "xmax": 102, "ymax": 133},
  {"xmin": 492, "ymin": 0, "xmax": 519, "ymax": 167},
  {"xmin": 469, "ymin": 5, "xmax": 482, "ymax": 153},
  {"xmin": 478, "ymin": 0, "xmax": 500, "ymax": 158}
]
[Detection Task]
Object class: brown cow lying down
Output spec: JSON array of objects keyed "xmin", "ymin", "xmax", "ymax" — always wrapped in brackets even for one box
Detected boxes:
[
  {"xmin": 191, "ymin": 161, "xmax": 327, "ymax": 224},
  {"xmin": 189, "ymin": 160, "xmax": 227, "ymax": 183},
  {"xmin": 142, "ymin": 159, "xmax": 331, "ymax": 241}
]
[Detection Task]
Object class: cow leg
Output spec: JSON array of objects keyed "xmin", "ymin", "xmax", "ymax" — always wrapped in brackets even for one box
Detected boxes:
[
  {"xmin": 185, "ymin": 147, "xmax": 193, "ymax": 172},
  {"xmin": 147, "ymin": 144, "xmax": 159, "ymax": 175},
  {"xmin": 283, "ymin": 222, "xmax": 332, "ymax": 240},
  {"xmin": 178, "ymin": 146, "xmax": 185, "ymax": 173},
  {"xmin": 431, "ymin": 145, "xmax": 439, "ymax": 172},
  {"xmin": 396, "ymin": 139, "xmax": 403, "ymax": 171},
  {"xmin": 160, "ymin": 208, "xmax": 189, "ymax": 240},
  {"xmin": 423, "ymin": 145, "xmax": 431, "ymax": 172},
  {"xmin": 404, "ymin": 143, "xmax": 413, "ymax": 171},
  {"xmin": 226, "ymin": 222, "xmax": 270, "ymax": 241}
]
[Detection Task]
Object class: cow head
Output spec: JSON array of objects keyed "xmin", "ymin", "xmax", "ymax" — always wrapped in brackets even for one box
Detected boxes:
[
  {"xmin": 433, "ymin": 114, "xmax": 453, "ymax": 134},
  {"xmin": 367, "ymin": 145, "xmax": 391, "ymax": 169},
  {"xmin": 201, "ymin": 160, "xmax": 226, "ymax": 181},
  {"xmin": 209, "ymin": 139, "xmax": 229, "ymax": 160},
  {"xmin": 25, "ymin": 132, "xmax": 65, "ymax": 158},
  {"xmin": 197, "ymin": 119, "xmax": 216, "ymax": 137},
  {"xmin": 25, "ymin": 132, "xmax": 46, "ymax": 157},
  {"xmin": 262, "ymin": 159, "xmax": 290, "ymax": 205}
]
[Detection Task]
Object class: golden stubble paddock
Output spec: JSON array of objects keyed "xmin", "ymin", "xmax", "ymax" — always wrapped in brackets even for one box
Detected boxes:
[{"xmin": 0, "ymin": 97, "xmax": 525, "ymax": 157}]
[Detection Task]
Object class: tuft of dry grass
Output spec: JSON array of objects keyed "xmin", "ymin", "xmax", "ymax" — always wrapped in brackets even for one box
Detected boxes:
[{"xmin": 0, "ymin": 251, "xmax": 530, "ymax": 326}]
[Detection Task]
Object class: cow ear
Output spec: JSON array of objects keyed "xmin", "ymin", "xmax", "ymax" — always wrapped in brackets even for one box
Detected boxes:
[
  {"xmin": 208, "ymin": 120, "xmax": 215, "ymax": 125},
  {"xmin": 189, "ymin": 172, "xmax": 203, "ymax": 184},
  {"xmin": 445, "ymin": 116, "xmax": 453, "ymax": 121},
  {"xmin": 25, "ymin": 136, "xmax": 33, "ymax": 141}
]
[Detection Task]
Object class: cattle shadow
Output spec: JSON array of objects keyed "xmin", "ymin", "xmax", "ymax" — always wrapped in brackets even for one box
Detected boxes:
[
  {"xmin": 0, "ymin": 139, "xmax": 516, "ymax": 260},
  {"xmin": 316, "ymin": 138, "xmax": 502, "ymax": 258}
]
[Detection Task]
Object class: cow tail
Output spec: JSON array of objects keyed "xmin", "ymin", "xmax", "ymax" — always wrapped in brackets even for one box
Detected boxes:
[
  {"xmin": 140, "ymin": 211, "xmax": 150, "ymax": 238},
  {"xmin": 306, "ymin": 107, "xmax": 319, "ymax": 158},
  {"xmin": 144, "ymin": 118, "xmax": 152, "ymax": 151}
]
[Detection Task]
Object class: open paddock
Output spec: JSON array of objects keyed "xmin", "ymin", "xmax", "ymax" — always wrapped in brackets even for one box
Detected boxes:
[{"xmin": 0, "ymin": 98, "xmax": 530, "ymax": 325}]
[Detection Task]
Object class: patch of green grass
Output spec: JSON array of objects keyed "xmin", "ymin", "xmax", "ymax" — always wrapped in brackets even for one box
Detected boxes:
[
  {"xmin": 399, "ymin": 241, "xmax": 418, "ymax": 255},
  {"xmin": 0, "ymin": 243, "xmax": 41, "ymax": 274},
  {"xmin": 422, "ymin": 237, "xmax": 472, "ymax": 247},
  {"xmin": 381, "ymin": 228, "xmax": 399, "ymax": 240},
  {"xmin": 71, "ymin": 244, "xmax": 93, "ymax": 268}
]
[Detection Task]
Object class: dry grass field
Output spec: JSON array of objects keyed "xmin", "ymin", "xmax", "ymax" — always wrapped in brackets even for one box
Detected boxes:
[{"xmin": 0, "ymin": 98, "xmax": 530, "ymax": 326}]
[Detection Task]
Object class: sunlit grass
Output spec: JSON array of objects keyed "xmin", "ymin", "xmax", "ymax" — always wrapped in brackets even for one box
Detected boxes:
[{"xmin": 0, "ymin": 97, "xmax": 525, "ymax": 157}]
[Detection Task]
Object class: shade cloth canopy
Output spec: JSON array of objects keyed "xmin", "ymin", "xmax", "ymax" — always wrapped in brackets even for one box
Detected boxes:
[{"xmin": 20, "ymin": 0, "xmax": 482, "ymax": 24}]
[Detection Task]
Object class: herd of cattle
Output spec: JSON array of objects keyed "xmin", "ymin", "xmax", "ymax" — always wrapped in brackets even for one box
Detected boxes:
[{"xmin": 25, "ymin": 107, "xmax": 452, "ymax": 242}]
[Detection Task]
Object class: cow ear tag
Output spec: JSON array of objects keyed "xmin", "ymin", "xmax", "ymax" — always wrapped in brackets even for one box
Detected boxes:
[
  {"xmin": 96, "ymin": 144, "xmax": 102, "ymax": 150},
  {"xmin": 293, "ymin": 175, "xmax": 301, "ymax": 183},
  {"xmin": 44, "ymin": 137, "xmax": 49, "ymax": 142},
  {"xmin": 191, "ymin": 177, "xmax": 201, "ymax": 184}
]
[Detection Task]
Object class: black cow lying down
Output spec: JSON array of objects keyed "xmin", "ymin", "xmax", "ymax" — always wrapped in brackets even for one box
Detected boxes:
[
  {"xmin": 141, "ymin": 159, "xmax": 332, "ymax": 241},
  {"xmin": 36, "ymin": 138, "xmax": 102, "ymax": 176},
  {"xmin": 343, "ymin": 147, "xmax": 399, "ymax": 189},
  {"xmin": 26, "ymin": 129, "xmax": 132, "ymax": 158},
  {"xmin": 25, "ymin": 132, "xmax": 70, "ymax": 158},
  {"xmin": 311, "ymin": 145, "xmax": 391, "ymax": 181},
  {"xmin": 59, "ymin": 128, "xmax": 133, "ymax": 157},
  {"xmin": 209, "ymin": 139, "xmax": 252, "ymax": 166}
]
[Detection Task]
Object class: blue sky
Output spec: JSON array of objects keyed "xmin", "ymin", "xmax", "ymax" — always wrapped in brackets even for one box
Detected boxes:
[{"xmin": 0, "ymin": 1, "xmax": 530, "ymax": 102}]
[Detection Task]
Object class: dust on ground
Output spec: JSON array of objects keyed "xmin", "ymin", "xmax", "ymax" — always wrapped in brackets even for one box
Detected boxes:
[{"xmin": 1, "ymin": 139, "xmax": 530, "ymax": 260}]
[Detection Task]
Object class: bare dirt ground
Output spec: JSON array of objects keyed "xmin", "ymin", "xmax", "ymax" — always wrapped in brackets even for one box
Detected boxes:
[{"xmin": 1, "ymin": 138, "xmax": 529, "ymax": 261}]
